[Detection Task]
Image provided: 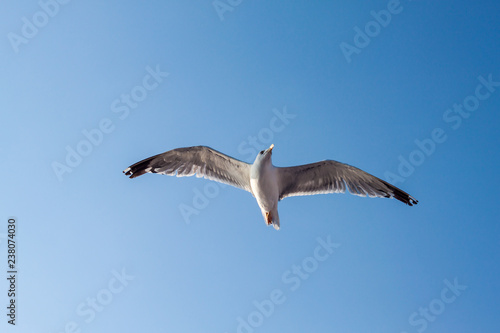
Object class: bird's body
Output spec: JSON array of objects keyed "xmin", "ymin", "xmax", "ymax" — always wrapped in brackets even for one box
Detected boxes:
[
  {"xmin": 124, "ymin": 144, "xmax": 417, "ymax": 230},
  {"xmin": 250, "ymin": 145, "xmax": 281, "ymax": 228}
]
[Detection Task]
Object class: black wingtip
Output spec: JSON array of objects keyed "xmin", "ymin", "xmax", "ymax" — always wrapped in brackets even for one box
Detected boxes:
[
  {"xmin": 397, "ymin": 192, "xmax": 418, "ymax": 206},
  {"xmin": 123, "ymin": 154, "xmax": 159, "ymax": 179},
  {"xmin": 406, "ymin": 197, "xmax": 418, "ymax": 206},
  {"xmin": 379, "ymin": 179, "xmax": 418, "ymax": 206},
  {"xmin": 393, "ymin": 190, "xmax": 418, "ymax": 206},
  {"xmin": 123, "ymin": 167, "xmax": 146, "ymax": 179}
]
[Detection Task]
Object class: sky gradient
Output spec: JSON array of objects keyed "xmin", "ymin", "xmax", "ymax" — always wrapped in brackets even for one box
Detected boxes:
[{"xmin": 1, "ymin": 1, "xmax": 500, "ymax": 332}]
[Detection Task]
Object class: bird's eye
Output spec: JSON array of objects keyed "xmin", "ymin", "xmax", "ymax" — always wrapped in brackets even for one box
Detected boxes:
[{"xmin": 259, "ymin": 150, "xmax": 264, "ymax": 155}]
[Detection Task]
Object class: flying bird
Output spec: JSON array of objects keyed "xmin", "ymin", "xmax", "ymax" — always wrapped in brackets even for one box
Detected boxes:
[{"xmin": 124, "ymin": 145, "xmax": 417, "ymax": 230}]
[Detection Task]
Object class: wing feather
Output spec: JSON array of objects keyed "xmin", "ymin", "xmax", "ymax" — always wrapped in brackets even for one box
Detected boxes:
[
  {"xmin": 278, "ymin": 160, "xmax": 417, "ymax": 206},
  {"xmin": 124, "ymin": 146, "xmax": 252, "ymax": 192}
]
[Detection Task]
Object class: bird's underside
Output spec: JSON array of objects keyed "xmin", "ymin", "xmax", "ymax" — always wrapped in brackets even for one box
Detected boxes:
[{"xmin": 124, "ymin": 145, "xmax": 418, "ymax": 229}]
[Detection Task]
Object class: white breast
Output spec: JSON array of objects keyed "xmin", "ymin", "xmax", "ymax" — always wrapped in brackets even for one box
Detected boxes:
[{"xmin": 250, "ymin": 166, "xmax": 279, "ymax": 211}]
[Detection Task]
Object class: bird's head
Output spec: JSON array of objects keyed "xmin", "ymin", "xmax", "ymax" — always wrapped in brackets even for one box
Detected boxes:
[{"xmin": 253, "ymin": 144, "xmax": 274, "ymax": 166}]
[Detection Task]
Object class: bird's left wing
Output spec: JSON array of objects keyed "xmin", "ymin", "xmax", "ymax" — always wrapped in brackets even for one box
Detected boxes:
[
  {"xmin": 124, "ymin": 146, "xmax": 252, "ymax": 193},
  {"xmin": 277, "ymin": 160, "xmax": 417, "ymax": 205}
]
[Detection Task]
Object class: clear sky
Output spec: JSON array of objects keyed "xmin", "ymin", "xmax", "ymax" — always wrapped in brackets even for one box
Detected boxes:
[{"xmin": 1, "ymin": 0, "xmax": 499, "ymax": 332}]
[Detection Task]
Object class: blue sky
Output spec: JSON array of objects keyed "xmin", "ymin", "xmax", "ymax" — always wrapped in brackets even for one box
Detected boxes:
[{"xmin": 1, "ymin": 0, "xmax": 499, "ymax": 332}]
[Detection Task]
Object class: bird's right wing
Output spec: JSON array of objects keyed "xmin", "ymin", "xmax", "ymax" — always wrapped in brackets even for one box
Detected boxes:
[
  {"xmin": 277, "ymin": 160, "xmax": 417, "ymax": 205},
  {"xmin": 124, "ymin": 146, "xmax": 252, "ymax": 193}
]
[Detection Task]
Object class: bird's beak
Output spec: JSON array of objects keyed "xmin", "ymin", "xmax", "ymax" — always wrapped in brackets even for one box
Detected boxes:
[{"xmin": 268, "ymin": 144, "xmax": 274, "ymax": 152}]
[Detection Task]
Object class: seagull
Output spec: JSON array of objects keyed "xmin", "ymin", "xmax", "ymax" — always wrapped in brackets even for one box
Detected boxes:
[{"xmin": 124, "ymin": 144, "xmax": 418, "ymax": 230}]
